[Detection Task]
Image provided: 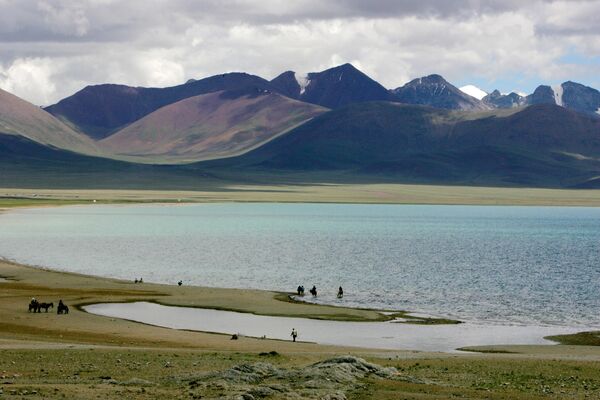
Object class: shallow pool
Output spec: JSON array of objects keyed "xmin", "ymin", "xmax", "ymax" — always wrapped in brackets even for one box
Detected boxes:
[{"xmin": 84, "ymin": 302, "xmax": 583, "ymax": 352}]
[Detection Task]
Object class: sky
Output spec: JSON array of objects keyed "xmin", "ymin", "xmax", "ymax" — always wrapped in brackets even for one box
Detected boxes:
[{"xmin": 0, "ymin": 0, "xmax": 599, "ymax": 106}]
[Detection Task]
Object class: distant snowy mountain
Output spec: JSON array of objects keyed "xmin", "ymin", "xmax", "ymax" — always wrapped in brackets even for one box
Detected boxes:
[
  {"xmin": 527, "ymin": 82, "xmax": 600, "ymax": 116},
  {"xmin": 459, "ymin": 85, "xmax": 488, "ymax": 100},
  {"xmin": 270, "ymin": 63, "xmax": 393, "ymax": 108},
  {"xmin": 392, "ymin": 75, "xmax": 489, "ymax": 110}
]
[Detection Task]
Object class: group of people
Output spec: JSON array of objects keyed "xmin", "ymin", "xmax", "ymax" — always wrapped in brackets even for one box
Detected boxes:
[
  {"xmin": 296, "ymin": 285, "xmax": 319, "ymax": 296},
  {"xmin": 29, "ymin": 297, "xmax": 69, "ymax": 314},
  {"xmin": 289, "ymin": 285, "xmax": 344, "ymax": 343},
  {"xmin": 295, "ymin": 285, "xmax": 344, "ymax": 298},
  {"xmin": 134, "ymin": 277, "xmax": 144, "ymax": 283}
]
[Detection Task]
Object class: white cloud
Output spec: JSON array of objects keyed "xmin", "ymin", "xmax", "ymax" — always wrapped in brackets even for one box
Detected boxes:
[
  {"xmin": 0, "ymin": 0, "xmax": 598, "ymax": 104},
  {"xmin": 0, "ymin": 57, "xmax": 58, "ymax": 105}
]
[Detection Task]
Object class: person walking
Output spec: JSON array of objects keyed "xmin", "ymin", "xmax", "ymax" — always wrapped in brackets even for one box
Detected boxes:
[{"xmin": 290, "ymin": 328, "xmax": 298, "ymax": 342}]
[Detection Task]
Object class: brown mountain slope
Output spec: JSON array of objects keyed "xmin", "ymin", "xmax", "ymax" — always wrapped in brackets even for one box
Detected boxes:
[
  {"xmin": 100, "ymin": 89, "xmax": 328, "ymax": 163},
  {"xmin": 0, "ymin": 87, "xmax": 98, "ymax": 155}
]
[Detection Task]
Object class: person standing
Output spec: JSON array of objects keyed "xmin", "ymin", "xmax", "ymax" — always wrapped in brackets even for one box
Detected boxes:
[{"xmin": 290, "ymin": 328, "xmax": 298, "ymax": 342}]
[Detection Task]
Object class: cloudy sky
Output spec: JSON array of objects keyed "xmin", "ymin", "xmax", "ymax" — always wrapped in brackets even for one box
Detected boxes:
[{"xmin": 0, "ymin": 0, "xmax": 599, "ymax": 106}]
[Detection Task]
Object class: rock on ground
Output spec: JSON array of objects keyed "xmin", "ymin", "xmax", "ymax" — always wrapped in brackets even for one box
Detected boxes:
[{"xmin": 186, "ymin": 356, "xmax": 425, "ymax": 399}]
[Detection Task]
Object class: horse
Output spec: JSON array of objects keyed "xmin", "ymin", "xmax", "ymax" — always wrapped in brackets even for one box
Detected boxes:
[
  {"xmin": 309, "ymin": 286, "xmax": 317, "ymax": 297},
  {"xmin": 57, "ymin": 301, "xmax": 69, "ymax": 315},
  {"xmin": 38, "ymin": 302, "xmax": 53, "ymax": 313},
  {"xmin": 28, "ymin": 300, "xmax": 39, "ymax": 313}
]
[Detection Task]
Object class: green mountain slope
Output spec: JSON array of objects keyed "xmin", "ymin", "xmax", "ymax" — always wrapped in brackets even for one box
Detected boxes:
[{"xmin": 203, "ymin": 103, "xmax": 600, "ymax": 187}]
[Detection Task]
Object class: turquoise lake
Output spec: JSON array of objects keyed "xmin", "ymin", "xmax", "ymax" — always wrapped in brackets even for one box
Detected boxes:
[{"xmin": 1, "ymin": 203, "xmax": 599, "ymax": 327}]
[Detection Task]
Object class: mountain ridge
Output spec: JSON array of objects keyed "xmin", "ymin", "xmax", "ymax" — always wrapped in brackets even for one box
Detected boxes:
[
  {"xmin": 201, "ymin": 102, "xmax": 600, "ymax": 187},
  {"xmin": 392, "ymin": 75, "xmax": 490, "ymax": 111},
  {"xmin": 270, "ymin": 63, "xmax": 394, "ymax": 108},
  {"xmin": 0, "ymin": 87, "xmax": 98, "ymax": 155},
  {"xmin": 45, "ymin": 72, "xmax": 275, "ymax": 139},
  {"xmin": 99, "ymin": 88, "xmax": 328, "ymax": 163}
]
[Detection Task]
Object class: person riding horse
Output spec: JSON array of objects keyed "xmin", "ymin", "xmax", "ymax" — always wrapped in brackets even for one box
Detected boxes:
[
  {"xmin": 57, "ymin": 300, "xmax": 69, "ymax": 315},
  {"xmin": 309, "ymin": 285, "xmax": 317, "ymax": 297},
  {"xmin": 28, "ymin": 298, "xmax": 39, "ymax": 313}
]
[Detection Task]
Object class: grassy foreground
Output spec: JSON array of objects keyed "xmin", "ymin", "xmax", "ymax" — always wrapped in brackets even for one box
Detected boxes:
[{"xmin": 1, "ymin": 347, "xmax": 600, "ymax": 399}]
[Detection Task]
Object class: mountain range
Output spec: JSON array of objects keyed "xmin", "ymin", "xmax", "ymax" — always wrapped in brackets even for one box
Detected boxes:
[{"xmin": 1, "ymin": 63, "xmax": 600, "ymax": 189}]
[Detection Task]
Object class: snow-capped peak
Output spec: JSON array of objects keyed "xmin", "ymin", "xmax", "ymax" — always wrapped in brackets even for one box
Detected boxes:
[
  {"xmin": 552, "ymin": 84, "xmax": 564, "ymax": 107},
  {"xmin": 294, "ymin": 72, "xmax": 310, "ymax": 95},
  {"xmin": 459, "ymin": 85, "xmax": 488, "ymax": 100}
]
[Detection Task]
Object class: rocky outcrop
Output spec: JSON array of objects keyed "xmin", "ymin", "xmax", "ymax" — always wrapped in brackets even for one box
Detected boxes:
[
  {"xmin": 185, "ymin": 356, "xmax": 425, "ymax": 399},
  {"xmin": 483, "ymin": 90, "xmax": 526, "ymax": 108}
]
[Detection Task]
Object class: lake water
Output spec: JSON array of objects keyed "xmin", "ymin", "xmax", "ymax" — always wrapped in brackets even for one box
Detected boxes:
[{"xmin": 1, "ymin": 203, "xmax": 599, "ymax": 328}]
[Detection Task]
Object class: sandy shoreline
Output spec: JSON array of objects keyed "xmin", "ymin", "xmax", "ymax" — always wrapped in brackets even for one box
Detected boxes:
[
  {"xmin": 1, "ymin": 200, "xmax": 599, "ymax": 356},
  {"xmin": 3, "ymin": 248, "xmax": 600, "ymax": 398},
  {"xmin": 0, "ymin": 259, "xmax": 599, "ymax": 358},
  {"xmin": 0, "ymin": 259, "xmax": 401, "ymax": 351},
  {"xmin": 0, "ymin": 199, "xmax": 600, "ymax": 353}
]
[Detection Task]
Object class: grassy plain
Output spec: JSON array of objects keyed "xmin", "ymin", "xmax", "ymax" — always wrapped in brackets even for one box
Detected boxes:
[{"xmin": 3, "ymin": 182, "xmax": 600, "ymax": 206}]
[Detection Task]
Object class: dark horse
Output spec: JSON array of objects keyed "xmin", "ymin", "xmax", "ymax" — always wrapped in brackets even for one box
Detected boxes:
[
  {"xmin": 38, "ymin": 302, "xmax": 53, "ymax": 312},
  {"xmin": 57, "ymin": 300, "xmax": 69, "ymax": 315},
  {"xmin": 309, "ymin": 285, "xmax": 317, "ymax": 297},
  {"xmin": 28, "ymin": 300, "xmax": 39, "ymax": 313}
]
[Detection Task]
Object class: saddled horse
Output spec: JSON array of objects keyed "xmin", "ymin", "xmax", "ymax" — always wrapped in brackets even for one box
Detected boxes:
[
  {"xmin": 57, "ymin": 301, "xmax": 69, "ymax": 315},
  {"xmin": 38, "ymin": 302, "xmax": 53, "ymax": 313}
]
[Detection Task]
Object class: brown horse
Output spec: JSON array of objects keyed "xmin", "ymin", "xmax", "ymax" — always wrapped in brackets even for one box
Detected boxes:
[{"xmin": 38, "ymin": 302, "xmax": 53, "ymax": 313}]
